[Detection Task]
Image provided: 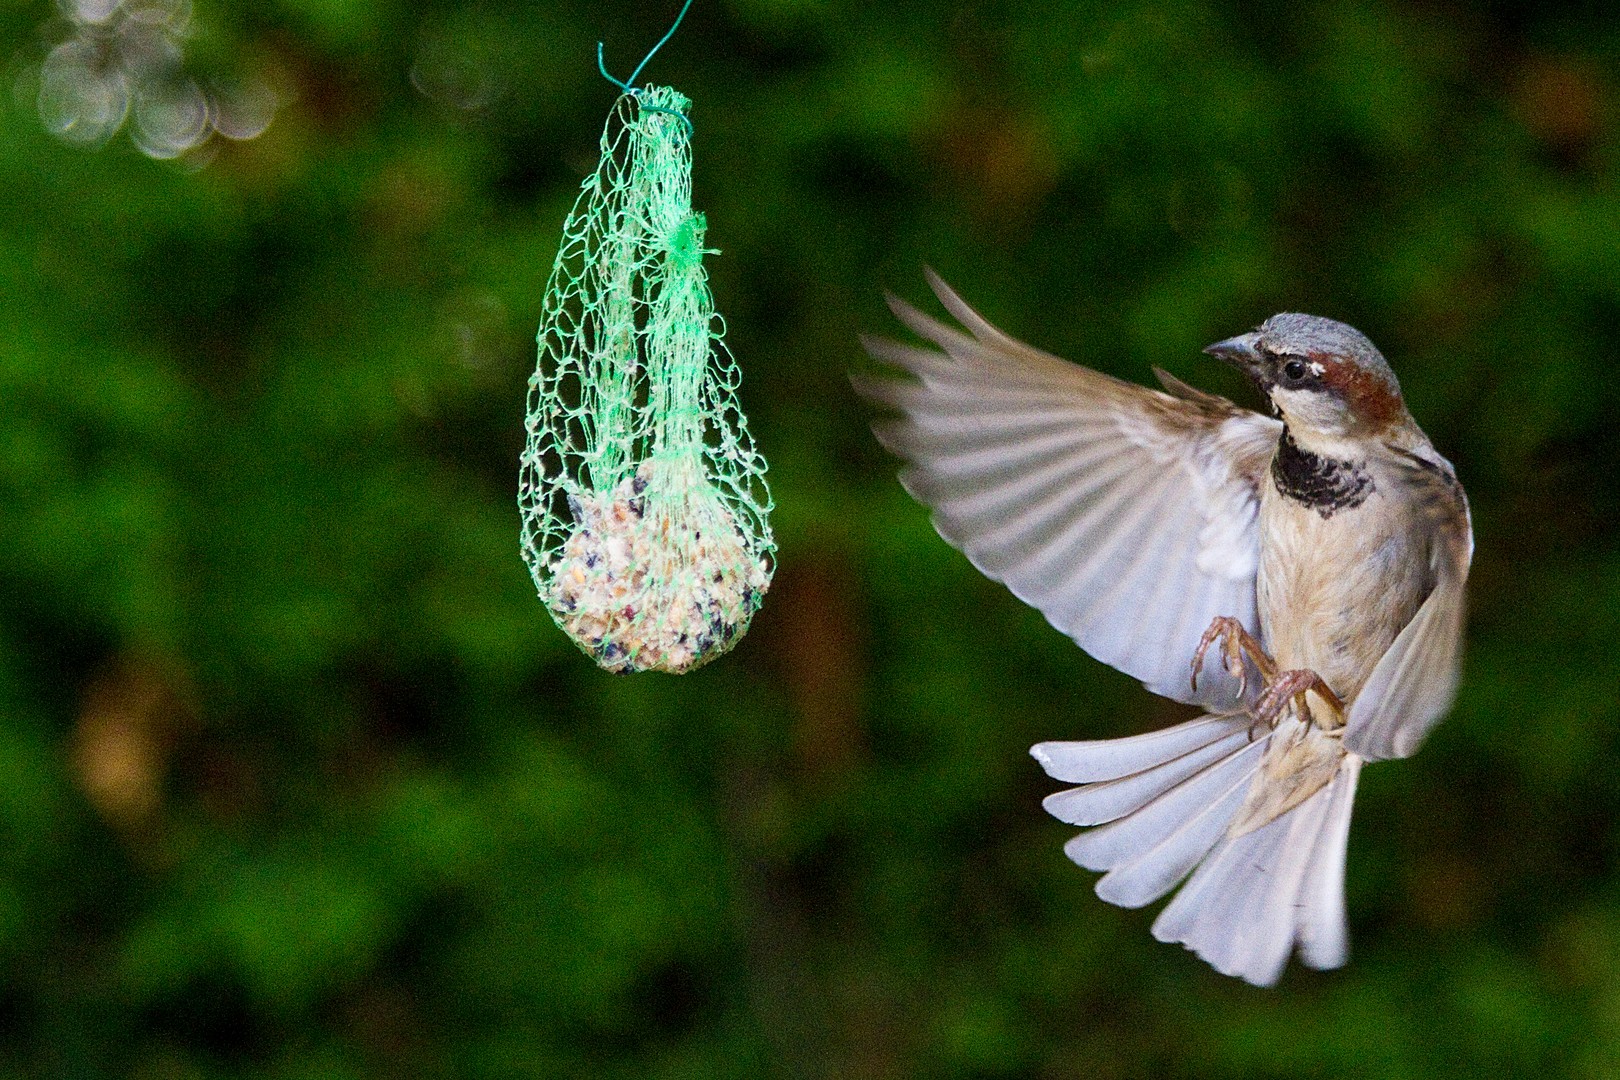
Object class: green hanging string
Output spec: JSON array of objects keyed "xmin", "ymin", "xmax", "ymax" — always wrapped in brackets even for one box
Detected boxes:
[
  {"xmin": 597, "ymin": 0, "xmax": 697, "ymax": 134},
  {"xmin": 519, "ymin": 82, "xmax": 774, "ymax": 674}
]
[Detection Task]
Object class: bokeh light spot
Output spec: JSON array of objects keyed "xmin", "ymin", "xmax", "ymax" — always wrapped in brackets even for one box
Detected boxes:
[{"xmin": 36, "ymin": 0, "xmax": 280, "ymax": 162}]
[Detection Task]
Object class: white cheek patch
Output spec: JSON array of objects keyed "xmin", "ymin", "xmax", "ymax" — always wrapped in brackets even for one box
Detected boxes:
[{"xmin": 1269, "ymin": 386, "xmax": 1353, "ymax": 437}]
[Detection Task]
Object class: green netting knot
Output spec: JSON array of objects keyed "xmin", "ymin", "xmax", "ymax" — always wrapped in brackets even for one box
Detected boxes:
[{"xmin": 519, "ymin": 87, "xmax": 774, "ymax": 674}]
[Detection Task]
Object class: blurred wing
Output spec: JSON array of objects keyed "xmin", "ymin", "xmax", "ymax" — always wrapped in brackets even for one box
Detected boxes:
[
  {"xmin": 853, "ymin": 271, "xmax": 1280, "ymax": 710},
  {"xmin": 1344, "ymin": 450, "xmax": 1474, "ymax": 761}
]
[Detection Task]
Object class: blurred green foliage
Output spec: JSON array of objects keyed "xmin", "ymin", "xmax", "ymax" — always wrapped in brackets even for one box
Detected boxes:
[{"xmin": 0, "ymin": 0, "xmax": 1617, "ymax": 1076}]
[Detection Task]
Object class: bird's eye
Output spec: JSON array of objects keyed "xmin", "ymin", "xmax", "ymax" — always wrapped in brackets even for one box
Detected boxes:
[{"xmin": 1282, "ymin": 359, "xmax": 1308, "ymax": 383}]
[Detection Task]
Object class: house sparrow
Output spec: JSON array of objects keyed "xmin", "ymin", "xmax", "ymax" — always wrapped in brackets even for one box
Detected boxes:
[{"xmin": 854, "ymin": 271, "xmax": 1472, "ymax": 986}]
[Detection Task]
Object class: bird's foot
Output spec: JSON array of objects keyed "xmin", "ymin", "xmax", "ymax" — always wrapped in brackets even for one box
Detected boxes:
[
  {"xmin": 1191, "ymin": 616, "xmax": 1278, "ymax": 699},
  {"xmin": 1251, "ymin": 668, "xmax": 1346, "ymax": 733}
]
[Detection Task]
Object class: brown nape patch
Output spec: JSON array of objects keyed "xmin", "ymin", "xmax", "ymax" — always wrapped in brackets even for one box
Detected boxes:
[{"xmin": 1313, "ymin": 352, "xmax": 1404, "ymax": 430}]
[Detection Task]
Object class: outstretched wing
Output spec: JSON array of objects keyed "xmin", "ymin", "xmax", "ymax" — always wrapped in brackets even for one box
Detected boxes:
[
  {"xmin": 1344, "ymin": 449, "xmax": 1473, "ymax": 761},
  {"xmin": 853, "ymin": 271, "xmax": 1280, "ymax": 710}
]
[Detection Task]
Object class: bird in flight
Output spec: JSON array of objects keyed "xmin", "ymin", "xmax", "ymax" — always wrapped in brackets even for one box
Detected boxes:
[{"xmin": 855, "ymin": 271, "xmax": 1472, "ymax": 986}]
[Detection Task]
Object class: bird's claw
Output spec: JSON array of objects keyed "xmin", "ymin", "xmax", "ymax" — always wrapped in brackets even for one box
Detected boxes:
[
  {"xmin": 1191, "ymin": 616, "xmax": 1275, "ymax": 698},
  {"xmin": 1192, "ymin": 617, "xmax": 1345, "ymax": 737},
  {"xmin": 1250, "ymin": 668, "xmax": 1346, "ymax": 732}
]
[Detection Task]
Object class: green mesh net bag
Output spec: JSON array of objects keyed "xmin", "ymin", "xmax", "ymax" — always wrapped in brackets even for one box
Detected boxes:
[{"xmin": 519, "ymin": 86, "xmax": 774, "ymax": 674}]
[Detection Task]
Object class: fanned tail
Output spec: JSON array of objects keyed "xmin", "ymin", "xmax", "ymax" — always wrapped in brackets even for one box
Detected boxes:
[{"xmin": 1032, "ymin": 715, "xmax": 1363, "ymax": 986}]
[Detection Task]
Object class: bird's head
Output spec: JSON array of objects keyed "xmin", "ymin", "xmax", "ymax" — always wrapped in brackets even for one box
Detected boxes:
[{"xmin": 1204, "ymin": 314, "xmax": 1409, "ymax": 440}]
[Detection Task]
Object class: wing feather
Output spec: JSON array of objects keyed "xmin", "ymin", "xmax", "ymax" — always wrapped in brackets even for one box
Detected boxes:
[
  {"xmin": 857, "ymin": 274, "xmax": 1280, "ymax": 709},
  {"xmin": 1344, "ymin": 451, "xmax": 1473, "ymax": 761}
]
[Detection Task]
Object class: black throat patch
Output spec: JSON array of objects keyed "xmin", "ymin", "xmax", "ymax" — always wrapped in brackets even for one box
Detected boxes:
[{"xmin": 1272, "ymin": 427, "xmax": 1374, "ymax": 518}]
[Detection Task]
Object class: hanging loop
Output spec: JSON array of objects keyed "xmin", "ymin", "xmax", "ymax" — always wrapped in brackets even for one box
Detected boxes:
[{"xmin": 596, "ymin": 0, "xmax": 697, "ymax": 135}]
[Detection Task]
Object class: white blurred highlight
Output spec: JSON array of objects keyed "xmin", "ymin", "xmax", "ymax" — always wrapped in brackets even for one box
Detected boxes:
[
  {"xmin": 37, "ymin": 0, "xmax": 279, "ymax": 162},
  {"xmin": 131, "ymin": 79, "xmax": 208, "ymax": 159},
  {"xmin": 39, "ymin": 40, "xmax": 129, "ymax": 146},
  {"xmin": 210, "ymin": 76, "xmax": 278, "ymax": 141},
  {"xmin": 60, "ymin": 0, "xmax": 123, "ymax": 25}
]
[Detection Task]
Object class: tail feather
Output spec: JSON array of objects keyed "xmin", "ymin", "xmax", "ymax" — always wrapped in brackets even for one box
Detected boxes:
[
  {"xmin": 1062, "ymin": 733, "xmax": 1263, "ymax": 872},
  {"xmin": 1151, "ymin": 776, "xmax": 1335, "ymax": 985},
  {"xmin": 1033, "ymin": 716, "xmax": 1362, "ymax": 986},
  {"xmin": 1040, "ymin": 725, "xmax": 1250, "ymax": 827},
  {"xmin": 1296, "ymin": 756, "xmax": 1361, "ymax": 970},
  {"xmin": 1095, "ymin": 755, "xmax": 1261, "ymax": 909},
  {"xmin": 1030, "ymin": 715, "xmax": 1240, "ymax": 784}
]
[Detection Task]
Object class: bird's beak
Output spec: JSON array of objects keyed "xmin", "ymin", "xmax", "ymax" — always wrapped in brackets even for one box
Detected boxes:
[{"xmin": 1203, "ymin": 332, "xmax": 1265, "ymax": 378}]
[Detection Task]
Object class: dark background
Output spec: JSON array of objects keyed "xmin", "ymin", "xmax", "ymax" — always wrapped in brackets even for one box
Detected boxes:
[{"xmin": 0, "ymin": 0, "xmax": 1616, "ymax": 1075}]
